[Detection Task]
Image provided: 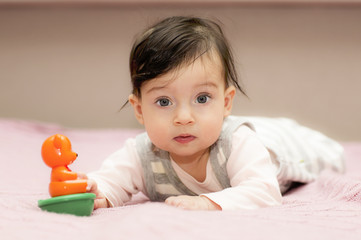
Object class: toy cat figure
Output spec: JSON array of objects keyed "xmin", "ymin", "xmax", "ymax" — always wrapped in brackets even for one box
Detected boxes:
[{"xmin": 41, "ymin": 134, "xmax": 87, "ymax": 197}]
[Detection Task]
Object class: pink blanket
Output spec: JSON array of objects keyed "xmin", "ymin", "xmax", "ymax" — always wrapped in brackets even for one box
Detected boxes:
[{"xmin": 1, "ymin": 119, "xmax": 361, "ymax": 239}]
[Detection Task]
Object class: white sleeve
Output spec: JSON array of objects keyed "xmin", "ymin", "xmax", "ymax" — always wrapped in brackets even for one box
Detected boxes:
[
  {"xmin": 202, "ymin": 125, "xmax": 282, "ymax": 210},
  {"xmin": 87, "ymin": 138, "xmax": 145, "ymax": 207}
]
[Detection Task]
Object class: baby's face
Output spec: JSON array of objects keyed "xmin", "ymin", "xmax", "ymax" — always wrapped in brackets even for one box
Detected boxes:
[{"xmin": 129, "ymin": 53, "xmax": 235, "ymax": 162}]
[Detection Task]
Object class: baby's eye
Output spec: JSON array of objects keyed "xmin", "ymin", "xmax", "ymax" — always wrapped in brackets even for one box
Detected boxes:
[
  {"xmin": 156, "ymin": 98, "xmax": 171, "ymax": 107},
  {"xmin": 196, "ymin": 94, "xmax": 210, "ymax": 104}
]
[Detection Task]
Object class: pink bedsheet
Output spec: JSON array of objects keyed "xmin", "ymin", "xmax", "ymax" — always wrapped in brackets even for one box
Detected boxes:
[{"xmin": 1, "ymin": 119, "xmax": 361, "ymax": 240}]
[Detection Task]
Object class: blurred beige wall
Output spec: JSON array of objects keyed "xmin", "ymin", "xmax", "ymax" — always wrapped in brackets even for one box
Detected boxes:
[{"xmin": 1, "ymin": 3, "xmax": 360, "ymax": 141}]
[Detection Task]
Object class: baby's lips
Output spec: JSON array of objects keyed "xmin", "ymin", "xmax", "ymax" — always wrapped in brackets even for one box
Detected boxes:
[{"xmin": 174, "ymin": 135, "xmax": 196, "ymax": 144}]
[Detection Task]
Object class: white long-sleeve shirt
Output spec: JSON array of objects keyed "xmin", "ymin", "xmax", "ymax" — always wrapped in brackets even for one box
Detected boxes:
[{"xmin": 88, "ymin": 125, "xmax": 282, "ymax": 210}]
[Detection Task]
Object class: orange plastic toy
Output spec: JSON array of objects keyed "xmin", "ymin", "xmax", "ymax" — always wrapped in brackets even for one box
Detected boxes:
[{"xmin": 41, "ymin": 134, "xmax": 87, "ymax": 197}]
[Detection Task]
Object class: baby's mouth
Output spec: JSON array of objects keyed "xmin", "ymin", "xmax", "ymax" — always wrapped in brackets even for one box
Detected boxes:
[{"xmin": 173, "ymin": 134, "xmax": 196, "ymax": 144}]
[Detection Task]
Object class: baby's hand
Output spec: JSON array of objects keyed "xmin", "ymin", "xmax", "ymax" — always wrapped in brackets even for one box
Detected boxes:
[
  {"xmin": 165, "ymin": 195, "xmax": 221, "ymax": 211},
  {"xmin": 77, "ymin": 173, "xmax": 109, "ymax": 209}
]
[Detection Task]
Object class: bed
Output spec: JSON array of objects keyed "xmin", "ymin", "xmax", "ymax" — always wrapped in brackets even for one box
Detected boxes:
[{"xmin": 1, "ymin": 118, "xmax": 361, "ymax": 240}]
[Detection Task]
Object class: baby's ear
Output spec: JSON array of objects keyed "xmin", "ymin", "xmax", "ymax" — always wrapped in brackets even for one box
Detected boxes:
[
  {"xmin": 129, "ymin": 94, "xmax": 144, "ymax": 125},
  {"xmin": 223, "ymin": 86, "xmax": 236, "ymax": 117}
]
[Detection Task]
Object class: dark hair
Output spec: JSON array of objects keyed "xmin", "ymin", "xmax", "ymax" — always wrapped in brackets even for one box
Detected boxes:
[{"xmin": 128, "ymin": 16, "xmax": 246, "ymax": 99}]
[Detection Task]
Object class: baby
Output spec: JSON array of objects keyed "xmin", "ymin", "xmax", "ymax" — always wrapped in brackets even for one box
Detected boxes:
[{"xmin": 86, "ymin": 16, "xmax": 344, "ymax": 211}]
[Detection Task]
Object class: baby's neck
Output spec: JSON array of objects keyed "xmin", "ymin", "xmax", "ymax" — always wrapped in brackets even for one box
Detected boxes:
[{"xmin": 170, "ymin": 149, "xmax": 210, "ymax": 182}]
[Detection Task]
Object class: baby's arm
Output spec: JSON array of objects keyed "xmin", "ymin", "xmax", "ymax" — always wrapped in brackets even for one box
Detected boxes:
[
  {"xmin": 86, "ymin": 139, "xmax": 146, "ymax": 208},
  {"xmin": 203, "ymin": 126, "xmax": 282, "ymax": 210}
]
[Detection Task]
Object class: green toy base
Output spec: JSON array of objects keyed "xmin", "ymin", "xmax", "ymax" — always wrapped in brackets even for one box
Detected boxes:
[{"xmin": 38, "ymin": 193, "xmax": 96, "ymax": 216}]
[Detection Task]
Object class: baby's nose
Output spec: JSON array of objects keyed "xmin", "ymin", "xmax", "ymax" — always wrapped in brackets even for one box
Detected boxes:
[{"xmin": 174, "ymin": 105, "xmax": 195, "ymax": 126}]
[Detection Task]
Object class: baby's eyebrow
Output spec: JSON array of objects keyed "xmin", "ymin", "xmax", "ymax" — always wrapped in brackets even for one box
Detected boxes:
[
  {"xmin": 196, "ymin": 82, "xmax": 218, "ymax": 89},
  {"xmin": 145, "ymin": 81, "xmax": 218, "ymax": 94}
]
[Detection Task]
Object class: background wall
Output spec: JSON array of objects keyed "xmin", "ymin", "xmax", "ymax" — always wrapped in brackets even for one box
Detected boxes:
[{"xmin": 1, "ymin": 1, "xmax": 360, "ymax": 141}]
